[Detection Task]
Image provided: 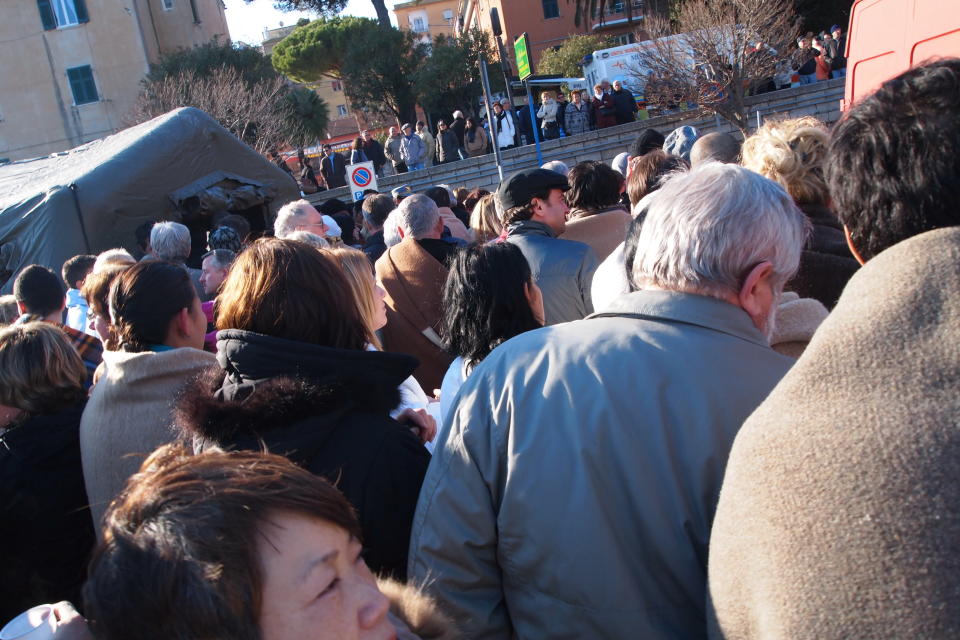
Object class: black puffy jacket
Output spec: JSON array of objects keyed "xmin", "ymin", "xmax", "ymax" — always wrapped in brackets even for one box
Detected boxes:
[{"xmin": 176, "ymin": 329, "xmax": 431, "ymax": 580}]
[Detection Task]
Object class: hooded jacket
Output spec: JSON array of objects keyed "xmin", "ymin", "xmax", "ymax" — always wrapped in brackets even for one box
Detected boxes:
[
  {"xmin": 375, "ymin": 238, "xmax": 454, "ymax": 392},
  {"xmin": 176, "ymin": 329, "xmax": 430, "ymax": 581},
  {"xmin": 709, "ymin": 227, "xmax": 960, "ymax": 639}
]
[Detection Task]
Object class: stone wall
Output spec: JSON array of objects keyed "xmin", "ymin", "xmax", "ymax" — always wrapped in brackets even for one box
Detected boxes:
[{"xmin": 307, "ymin": 78, "xmax": 845, "ymax": 206}]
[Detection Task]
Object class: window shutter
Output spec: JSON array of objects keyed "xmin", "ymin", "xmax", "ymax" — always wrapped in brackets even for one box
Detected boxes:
[
  {"xmin": 67, "ymin": 66, "xmax": 99, "ymax": 105},
  {"xmin": 74, "ymin": 0, "xmax": 89, "ymax": 23},
  {"xmin": 37, "ymin": 0, "xmax": 57, "ymax": 30}
]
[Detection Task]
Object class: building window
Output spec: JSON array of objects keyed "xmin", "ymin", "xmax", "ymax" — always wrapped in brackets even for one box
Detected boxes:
[
  {"xmin": 542, "ymin": 0, "xmax": 559, "ymax": 19},
  {"xmin": 66, "ymin": 65, "xmax": 98, "ymax": 105},
  {"xmin": 337, "ymin": 104, "xmax": 348, "ymax": 117},
  {"xmin": 614, "ymin": 33, "xmax": 636, "ymax": 46},
  {"xmin": 162, "ymin": 0, "xmax": 174, "ymax": 10},
  {"xmin": 331, "ymin": 80, "xmax": 342, "ymax": 91},
  {"xmin": 37, "ymin": 0, "xmax": 89, "ymax": 30},
  {"xmin": 412, "ymin": 16, "xmax": 426, "ymax": 32},
  {"xmin": 442, "ymin": 9, "xmax": 453, "ymax": 20}
]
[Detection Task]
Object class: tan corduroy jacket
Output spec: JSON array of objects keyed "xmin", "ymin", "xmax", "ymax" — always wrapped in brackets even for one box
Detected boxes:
[{"xmin": 709, "ymin": 227, "xmax": 960, "ymax": 639}]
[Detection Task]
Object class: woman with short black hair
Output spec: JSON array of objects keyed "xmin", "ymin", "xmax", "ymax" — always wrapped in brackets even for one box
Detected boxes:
[{"xmin": 438, "ymin": 243, "xmax": 543, "ymax": 434}]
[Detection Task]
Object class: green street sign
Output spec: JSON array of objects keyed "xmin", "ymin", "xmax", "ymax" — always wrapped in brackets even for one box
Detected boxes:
[{"xmin": 514, "ymin": 32, "xmax": 532, "ymax": 81}]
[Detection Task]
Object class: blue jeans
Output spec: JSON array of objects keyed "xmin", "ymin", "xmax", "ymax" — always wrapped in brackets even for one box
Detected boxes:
[
  {"xmin": 799, "ymin": 73, "xmax": 817, "ymax": 85},
  {"xmin": 832, "ymin": 68, "xmax": 846, "ymax": 79},
  {"xmin": 407, "ymin": 162, "xmax": 424, "ymax": 171}
]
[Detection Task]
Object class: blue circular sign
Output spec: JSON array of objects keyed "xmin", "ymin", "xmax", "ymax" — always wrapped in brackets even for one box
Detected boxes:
[{"xmin": 352, "ymin": 167, "xmax": 372, "ymax": 187}]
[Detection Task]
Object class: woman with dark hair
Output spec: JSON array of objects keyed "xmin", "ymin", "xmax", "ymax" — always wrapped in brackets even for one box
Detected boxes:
[
  {"xmin": 0, "ymin": 322, "xmax": 96, "ymax": 622},
  {"xmin": 560, "ymin": 160, "xmax": 631, "ymax": 261},
  {"xmin": 463, "ymin": 117, "xmax": 488, "ymax": 157},
  {"xmin": 80, "ymin": 261, "xmax": 215, "ymax": 536},
  {"xmin": 438, "ymin": 243, "xmax": 544, "ymax": 434},
  {"xmin": 85, "ymin": 445, "xmax": 457, "ymax": 640},
  {"xmin": 350, "ymin": 136, "xmax": 369, "ymax": 164},
  {"xmin": 626, "ymin": 149, "xmax": 689, "ymax": 211},
  {"xmin": 175, "ymin": 238, "xmax": 431, "ymax": 580}
]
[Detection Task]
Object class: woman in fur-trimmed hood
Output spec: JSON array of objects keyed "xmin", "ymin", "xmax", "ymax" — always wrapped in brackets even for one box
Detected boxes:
[{"xmin": 175, "ymin": 238, "xmax": 431, "ymax": 582}]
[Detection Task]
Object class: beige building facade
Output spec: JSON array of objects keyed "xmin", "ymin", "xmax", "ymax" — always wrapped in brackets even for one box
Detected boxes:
[
  {"xmin": 0, "ymin": 0, "xmax": 229, "ymax": 162},
  {"xmin": 394, "ymin": 0, "xmax": 457, "ymax": 43}
]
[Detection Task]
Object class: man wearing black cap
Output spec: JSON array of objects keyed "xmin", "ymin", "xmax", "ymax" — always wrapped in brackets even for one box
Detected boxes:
[{"xmin": 498, "ymin": 168, "xmax": 598, "ymax": 325}]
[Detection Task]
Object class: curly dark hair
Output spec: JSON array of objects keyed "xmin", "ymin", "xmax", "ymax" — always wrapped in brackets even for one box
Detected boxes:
[
  {"xmin": 442, "ymin": 243, "xmax": 542, "ymax": 365},
  {"xmin": 826, "ymin": 58, "xmax": 960, "ymax": 261}
]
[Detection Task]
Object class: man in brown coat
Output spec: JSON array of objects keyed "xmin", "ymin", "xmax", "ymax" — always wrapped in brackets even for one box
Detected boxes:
[
  {"xmin": 375, "ymin": 194, "xmax": 456, "ymax": 392},
  {"xmin": 709, "ymin": 59, "xmax": 960, "ymax": 640}
]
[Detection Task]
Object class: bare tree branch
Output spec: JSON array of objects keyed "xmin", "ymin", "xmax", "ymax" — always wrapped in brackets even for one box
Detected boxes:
[
  {"xmin": 629, "ymin": 0, "xmax": 799, "ymax": 135},
  {"xmin": 128, "ymin": 67, "xmax": 319, "ymax": 154}
]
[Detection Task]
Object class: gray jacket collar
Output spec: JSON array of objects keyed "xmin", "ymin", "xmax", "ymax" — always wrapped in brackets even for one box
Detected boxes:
[
  {"xmin": 590, "ymin": 289, "xmax": 770, "ymax": 348},
  {"xmin": 506, "ymin": 220, "xmax": 556, "ymax": 239}
]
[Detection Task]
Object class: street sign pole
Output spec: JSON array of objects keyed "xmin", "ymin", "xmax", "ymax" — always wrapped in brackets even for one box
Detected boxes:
[
  {"xmin": 525, "ymin": 81, "xmax": 543, "ymax": 167},
  {"xmin": 479, "ymin": 54, "xmax": 504, "ymax": 182},
  {"xmin": 514, "ymin": 33, "xmax": 542, "ymax": 167}
]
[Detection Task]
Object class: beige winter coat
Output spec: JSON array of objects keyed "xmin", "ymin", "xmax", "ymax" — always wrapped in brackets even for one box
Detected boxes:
[
  {"xmin": 709, "ymin": 227, "xmax": 960, "ymax": 639},
  {"xmin": 80, "ymin": 348, "xmax": 216, "ymax": 535}
]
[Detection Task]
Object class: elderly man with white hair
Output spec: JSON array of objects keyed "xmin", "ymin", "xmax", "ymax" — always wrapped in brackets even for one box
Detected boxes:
[
  {"xmin": 149, "ymin": 221, "xmax": 207, "ymax": 300},
  {"xmin": 273, "ymin": 199, "xmax": 329, "ymax": 239},
  {"xmin": 375, "ymin": 194, "xmax": 455, "ymax": 391},
  {"xmin": 408, "ymin": 163, "xmax": 810, "ymax": 640}
]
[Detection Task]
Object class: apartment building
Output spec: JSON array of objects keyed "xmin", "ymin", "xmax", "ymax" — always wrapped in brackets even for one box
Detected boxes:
[
  {"xmin": 394, "ymin": 0, "xmax": 457, "ymax": 43},
  {"xmin": 0, "ymin": 0, "xmax": 229, "ymax": 162},
  {"xmin": 455, "ymin": 0, "xmax": 641, "ymax": 68}
]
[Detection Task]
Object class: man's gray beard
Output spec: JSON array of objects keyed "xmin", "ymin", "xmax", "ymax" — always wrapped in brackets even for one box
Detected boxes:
[{"xmin": 763, "ymin": 302, "xmax": 779, "ymax": 345}]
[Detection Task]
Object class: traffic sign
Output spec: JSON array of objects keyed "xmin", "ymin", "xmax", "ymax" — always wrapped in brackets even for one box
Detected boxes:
[
  {"xmin": 514, "ymin": 33, "xmax": 532, "ymax": 81},
  {"xmin": 346, "ymin": 161, "xmax": 378, "ymax": 201}
]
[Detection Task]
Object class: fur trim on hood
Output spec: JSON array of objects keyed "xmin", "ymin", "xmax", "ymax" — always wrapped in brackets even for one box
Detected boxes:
[
  {"xmin": 176, "ymin": 366, "xmax": 402, "ymax": 444},
  {"xmin": 379, "ymin": 578, "xmax": 459, "ymax": 640}
]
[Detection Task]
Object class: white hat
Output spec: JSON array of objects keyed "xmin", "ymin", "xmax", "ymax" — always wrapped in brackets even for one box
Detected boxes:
[{"xmin": 322, "ymin": 215, "xmax": 341, "ymax": 238}]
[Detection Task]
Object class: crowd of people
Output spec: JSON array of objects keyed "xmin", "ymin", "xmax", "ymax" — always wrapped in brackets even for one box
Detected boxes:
[{"xmin": 1, "ymin": 58, "xmax": 958, "ymax": 639}]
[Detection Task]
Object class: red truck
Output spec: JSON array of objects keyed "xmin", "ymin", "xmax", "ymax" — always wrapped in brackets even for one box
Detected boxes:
[{"xmin": 843, "ymin": 0, "xmax": 960, "ymax": 109}]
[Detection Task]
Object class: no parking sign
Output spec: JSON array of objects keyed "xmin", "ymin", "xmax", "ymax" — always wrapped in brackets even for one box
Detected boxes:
[{"xmin": 347, "ymin": 162, "xmax": 378, "ymax": 201}]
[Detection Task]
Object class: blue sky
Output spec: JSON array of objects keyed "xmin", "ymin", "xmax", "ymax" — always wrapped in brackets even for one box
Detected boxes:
[{"xmin": 223, "ymin": 0, "xmax": 397, "ymax": 46}]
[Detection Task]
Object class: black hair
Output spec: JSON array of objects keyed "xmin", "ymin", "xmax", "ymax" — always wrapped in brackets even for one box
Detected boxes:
[
  {"xmin": 13, "ymin": 265, "xmax": 64, "ymax": 316},
  {"xmin": 110, "ymin": 261, "xmax": 197, "ymax": 352},
  {"xmin": 630, "ymin": 128, "xmax": 666, "ymax": 158},
  {"xmin": 442, "ymin": 243, "xmax": 541, "ymax": 365},
  {"xmin": 424, "ymin": 186, "xmax": 451, "ymax": 209},
  {"xmin": 826, "ymin": 58, "xmax": 960, "ymax": 261},
  {"xmin": 62, "ymin": 254, "xmax": 96, "ymax": 289},
  {"xmin": 134, "ymin": 220, "xmax": 156, "ymax": 253},
  {"xmin": 319, "ymin": 198, "xmax": 348, "ymax": 215},
  {"xmin": 566, "ymin": 161, "xmax": 625, "ymax": 213},
  {"xmin": 623, "ymin": 213, "xmax": 646, "ymax": 291}
]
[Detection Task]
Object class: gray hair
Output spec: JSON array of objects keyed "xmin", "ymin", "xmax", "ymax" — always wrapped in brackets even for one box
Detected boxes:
[
  {"xmin": 284, "ymin": 231, "xmax": 330, "ymax": 249},
  {"xmin": 395, "ymin": 194, "xmax": 439, "ymax": 240},
  {"xmin": 383, "ymin": 209, "xmax": 402, "ymax": 247},
  {"xmin": 201, "ymin": 249, "xmax": 236, "ymax": 270},
  {"xmin": 541, "ymin": 160, "xmax": 569, "ymax": 176},
  {"xmin": 632, "ymin": 163, "xmax": 810, "ymax": 299},
  {"xmin": 149, "ymin": 222, "xmax": 191, "ymax": 263},
  {"xmin": 274, "ymin": 199, "xmax": 316, "ymax": 239}
]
